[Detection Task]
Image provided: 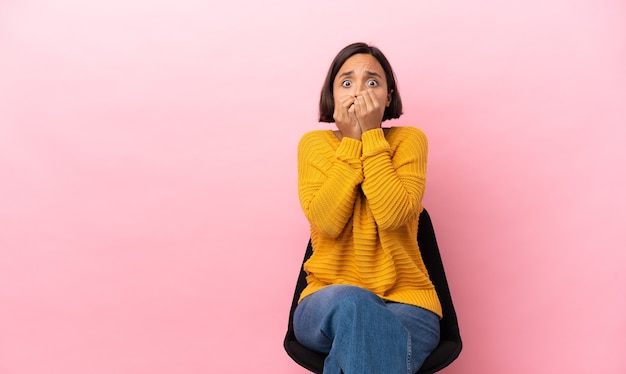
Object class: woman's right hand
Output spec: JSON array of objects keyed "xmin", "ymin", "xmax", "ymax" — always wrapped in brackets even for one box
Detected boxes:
[{"xmin": 333, "ymin": 95, "xmax": 362, "ymax": 140}]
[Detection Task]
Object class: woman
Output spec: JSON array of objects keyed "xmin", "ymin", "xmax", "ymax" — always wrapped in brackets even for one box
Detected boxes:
[{"xmin": 294, "ymin": 42, "xmax": 442, "ymax": 374}]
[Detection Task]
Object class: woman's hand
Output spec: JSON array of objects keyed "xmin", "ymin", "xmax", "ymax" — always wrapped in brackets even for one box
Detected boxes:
[
  {"xmin": 333, "ymin": 95, "xmax": 362, "ymax": 140},
  {"xmin": 354, "ymin": 89, "xmax": 385, "ymax": 133}
]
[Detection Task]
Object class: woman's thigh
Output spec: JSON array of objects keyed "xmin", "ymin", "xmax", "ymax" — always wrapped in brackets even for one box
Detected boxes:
[{"xmin": 293, "ymin": 285, "xmax": 387, "ymax": 352}]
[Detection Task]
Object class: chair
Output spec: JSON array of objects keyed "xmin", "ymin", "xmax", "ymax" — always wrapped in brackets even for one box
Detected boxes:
[{"xmin": 283, "ymin": 208, "xmax": 462, "ymax": 373}]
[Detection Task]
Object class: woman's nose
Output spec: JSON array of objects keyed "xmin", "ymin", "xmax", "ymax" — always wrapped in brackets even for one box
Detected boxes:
[{"xmin": 353, "ymin": 82, "xmax": 364, "ymax": 94}]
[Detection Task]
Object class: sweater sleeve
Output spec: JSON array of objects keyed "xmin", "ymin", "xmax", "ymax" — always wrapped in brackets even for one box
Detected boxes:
[
  {"xmin": 360, "ymin": 127, "xmax": 428, "ymax": 231},
  {"xmin": 298, "ymin": 132, "xmax": 364, "ymax": 238}
]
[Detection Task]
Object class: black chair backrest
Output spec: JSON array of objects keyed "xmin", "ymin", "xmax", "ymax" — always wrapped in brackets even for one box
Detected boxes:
[{"xmin": 284, "ymin": 208, "xmax": 462, "ymax": 374}]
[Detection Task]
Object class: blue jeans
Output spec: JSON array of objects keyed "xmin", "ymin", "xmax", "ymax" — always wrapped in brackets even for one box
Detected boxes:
[{"xmin": 294, "ymin": 285, "xmax": 440, "ymax": 374}]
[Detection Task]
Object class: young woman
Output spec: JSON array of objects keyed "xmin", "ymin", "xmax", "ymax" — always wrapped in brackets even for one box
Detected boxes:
[{"xmin": 294, "ymin": 42, "xmax": 442, "ymax": 374}]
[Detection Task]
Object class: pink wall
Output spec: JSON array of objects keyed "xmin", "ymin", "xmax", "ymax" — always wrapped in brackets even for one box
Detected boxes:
[{"xmin": 1, "ymin": 1, "xmax": 625, "ymax": 373}]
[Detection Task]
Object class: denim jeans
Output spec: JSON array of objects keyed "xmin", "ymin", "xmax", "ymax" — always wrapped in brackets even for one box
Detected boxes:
[{"xmin": 294, "ymin": 285, "xmax": 440, "ymax": 374}]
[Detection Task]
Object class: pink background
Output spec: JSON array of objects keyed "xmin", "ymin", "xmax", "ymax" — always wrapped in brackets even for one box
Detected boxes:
[{"xmin": 1, "ymin": 0, "xmax": 625, "ymax": 373}]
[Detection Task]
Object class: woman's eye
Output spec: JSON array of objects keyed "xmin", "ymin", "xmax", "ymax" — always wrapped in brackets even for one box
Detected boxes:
[
  {"xmin": 341, "ymin": 80, "xmax": 352, "ymax": 87},
  {"xmin": 367, "ymin": 79, "xmax": 378, "ymax": 87}
]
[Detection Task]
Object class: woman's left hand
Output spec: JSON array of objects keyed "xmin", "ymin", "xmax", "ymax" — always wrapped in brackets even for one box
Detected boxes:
[{"xmin": 353, "ymin": 89, "xmax": 385, "ymax": 133}]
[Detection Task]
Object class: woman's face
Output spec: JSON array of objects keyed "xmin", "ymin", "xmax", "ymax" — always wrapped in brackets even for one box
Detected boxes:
[{"xmin": 333, "ymin": 53, "xmax": 391, "ymax": 110}]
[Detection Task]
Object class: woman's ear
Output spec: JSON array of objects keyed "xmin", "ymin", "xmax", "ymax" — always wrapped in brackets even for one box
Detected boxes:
[{"xmin": 386, "ymin": 90, "xmax": 393, "ymax": 107}]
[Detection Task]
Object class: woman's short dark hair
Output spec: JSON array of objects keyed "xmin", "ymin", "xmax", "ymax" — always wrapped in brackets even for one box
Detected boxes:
[{"xmin": 319, "ymin": 42, "xmax": 403, "ymax": 123}]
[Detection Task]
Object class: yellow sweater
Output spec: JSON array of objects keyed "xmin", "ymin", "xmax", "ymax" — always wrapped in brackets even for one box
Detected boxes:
[{"xmin": 297, "ymin": 126, "xmax": 442, "ymax": 318}]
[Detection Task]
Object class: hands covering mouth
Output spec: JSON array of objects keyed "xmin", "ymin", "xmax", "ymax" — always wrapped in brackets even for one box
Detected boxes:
[{"xmin": 334, "ymin": 88, "xmax": 386, "ymax": 140}]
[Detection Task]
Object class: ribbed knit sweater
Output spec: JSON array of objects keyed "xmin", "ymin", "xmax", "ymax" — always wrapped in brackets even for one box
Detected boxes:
[{"xmin": 297, "ymin": 126, "xmax": 442, "ymax": 318}]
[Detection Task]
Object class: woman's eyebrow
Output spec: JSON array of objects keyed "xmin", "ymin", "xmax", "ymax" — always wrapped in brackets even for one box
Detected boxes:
[
  {"xmin": 365, "ymin": 71, "xmax": 383, "ymax": 78},
  {"xmin": 338, "ymin": 70, "xmax": 382, "ymax": 79}
]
